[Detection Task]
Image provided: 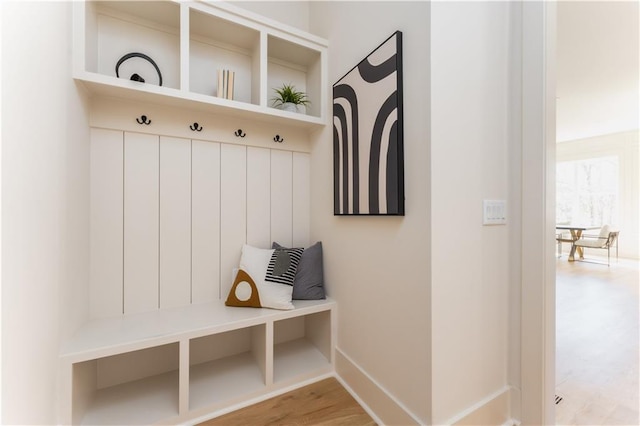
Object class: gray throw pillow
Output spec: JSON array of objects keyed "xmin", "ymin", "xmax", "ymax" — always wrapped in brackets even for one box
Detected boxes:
[{"xmin": 272, "ymin": 242, "xmax": 326, "ymax": 300}]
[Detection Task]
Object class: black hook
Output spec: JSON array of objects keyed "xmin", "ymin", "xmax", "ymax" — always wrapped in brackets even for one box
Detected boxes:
[
  {"xmin": 273, "ymin": 135, "xmax": 284, "ymax": 143},
  {"xmin": 136, "ymin": 115, "xmax": 151, "ymax": 125},
  {"xmin": 234, "ymin": 129, "xmax": 246, "ymax": 138},
  {"xmin": 190, "ymin": 122, "xmax": 203, "ymax": 132}
]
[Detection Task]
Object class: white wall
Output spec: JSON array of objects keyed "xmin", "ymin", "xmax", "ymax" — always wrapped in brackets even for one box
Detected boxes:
[
  {"xmin": 1, "ymin": 2, "xmax": 90, "ymax": 423},
  {"xmin": 309, "ymin": 2, "xmax": 515, "ymax": 424},
  {"xmin": 431, "ymin": 2, "xmax": 511, "ymax": 424},
  {"xmin": 556, "ymin": 1, "xmax": 639, "ymax": 142},
  {"xmin": 556, "ymin": 131, "xmax": 640, "ymax": 259},
  {"xmin": 231, "ymin": 1, "xmax": 309, "ymax": 32},
  {"xmin": 309, "ymin": 2, "xmax": 431, "ymax": 424}
]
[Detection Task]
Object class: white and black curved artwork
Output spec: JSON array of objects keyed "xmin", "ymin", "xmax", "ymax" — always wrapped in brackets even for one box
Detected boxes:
[{"xmin": 333, "ymin": 31, "xmax": 404, "ymax": 216}]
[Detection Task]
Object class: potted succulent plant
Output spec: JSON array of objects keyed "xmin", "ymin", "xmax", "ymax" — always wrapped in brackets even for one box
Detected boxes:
[{"xmin": 271, "ymin": 83, "xmax": 310, "ymax": 113}]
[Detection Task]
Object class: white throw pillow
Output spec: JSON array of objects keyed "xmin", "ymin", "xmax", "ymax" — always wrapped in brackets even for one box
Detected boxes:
[{"xmin": 225, "ymin": 245, "xmax": 294, "ymax": 310}]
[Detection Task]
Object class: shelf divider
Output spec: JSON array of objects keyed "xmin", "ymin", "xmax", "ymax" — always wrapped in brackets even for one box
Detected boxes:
[
  {"xmin": 180, "ymin": 3, "xmax": 190, "ymax": 92},
  {"xmin": 179, "ymin": 339, "xmax": 190, "ymax": 416},
  {"xmin": 265, "ymin": 320, "xmax": 274, "ymax": 386}
]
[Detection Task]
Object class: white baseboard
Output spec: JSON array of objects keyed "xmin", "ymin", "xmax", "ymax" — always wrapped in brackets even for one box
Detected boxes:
[
  {"xmin": 334, "ymin": 347, "xmax": 424, "ymax": 425},
  {"xmin": 444, "ymin": 385, "xmax": 515, "ymax": 426},
  {"xmin": 186, "ymin": 351, "xmax": 519, "ymax": 426},
  {"xmin": 334, "ymin": 374, "xmax": 386, "ymax": 426}
]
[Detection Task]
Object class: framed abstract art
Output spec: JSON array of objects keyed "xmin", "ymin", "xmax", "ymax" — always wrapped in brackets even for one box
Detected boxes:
[{"xmin": 333, "ymin": 31, "xmax": 404, "ymax": 216}]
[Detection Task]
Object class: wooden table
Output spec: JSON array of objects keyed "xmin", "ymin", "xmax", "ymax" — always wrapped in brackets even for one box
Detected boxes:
[{"xmin": 556, "ymin": 225, "xmax": 600, "ymax": 261}]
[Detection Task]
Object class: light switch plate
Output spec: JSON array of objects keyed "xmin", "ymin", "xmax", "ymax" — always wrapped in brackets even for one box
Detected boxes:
[{"xmin": 483, "ymin": 200, "xmax": 507, "ymax": 225}]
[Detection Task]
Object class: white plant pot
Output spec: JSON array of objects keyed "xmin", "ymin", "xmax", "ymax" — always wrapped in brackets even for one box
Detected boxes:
[{"xmin": 281, "ymin": 102, "xmax": 298, "ymax": 113}]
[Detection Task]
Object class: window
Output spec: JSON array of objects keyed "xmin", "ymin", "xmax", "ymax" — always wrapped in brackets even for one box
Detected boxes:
[{"xmin": 556, "ymin": 156, "xmax": 619, "ymax": 226}]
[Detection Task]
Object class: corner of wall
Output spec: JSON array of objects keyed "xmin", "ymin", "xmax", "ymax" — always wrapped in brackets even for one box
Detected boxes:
[
  {"xmin": 59, "ymin": 75, "xmax": 92, "ymax": 342},
  {"xmin": 335, "ymin": 349, "xmax": 422, "ymax": 426},
  {"xmin": 448, "ymin": 386, "xmax": 515, "ymax": 426}
]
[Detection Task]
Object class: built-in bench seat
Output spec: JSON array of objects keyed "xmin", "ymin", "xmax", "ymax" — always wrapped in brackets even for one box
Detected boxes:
[{"xmin": 59, "ymin": 298, "xmax": 336, "ymax": 425}]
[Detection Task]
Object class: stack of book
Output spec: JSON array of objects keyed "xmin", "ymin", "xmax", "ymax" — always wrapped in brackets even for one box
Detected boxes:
[{"xmin": 217, "ymin": 69, "xmax": 235, "ymax": 100}]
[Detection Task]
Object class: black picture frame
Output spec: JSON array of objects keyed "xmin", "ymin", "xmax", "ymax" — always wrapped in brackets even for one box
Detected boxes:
[{"xmin": 333, "ymin": 31, "xmax": 404, "ymax": 216}]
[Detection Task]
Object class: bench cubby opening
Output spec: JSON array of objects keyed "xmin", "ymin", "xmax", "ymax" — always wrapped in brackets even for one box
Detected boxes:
[
  {"xmin": 189, "ymin": 324, "xmax": 267, "ymax": 410},
  {"xmin": 273, "ymin": 310, "xmax": 333, "ymax": 384},
  {"xmin": 71, "ymin": 343, "xmax": 179, "ymax": 425}
]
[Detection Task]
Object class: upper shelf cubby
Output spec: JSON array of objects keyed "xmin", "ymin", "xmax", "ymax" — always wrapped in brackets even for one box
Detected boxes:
[
  {"xmin": 73, "ymin": 0, "xmax": 328, "ymax": 129},
  {"xmin": 267, "ymin": 35, "xmax": 322, "ymax": 118},
  {"xmin": 84, "ymin": 1, "xmax": 181, "ymax": 89},
  {"xmin": 188, "ymin": 8, "xmax": 260, "ymax": 105}
]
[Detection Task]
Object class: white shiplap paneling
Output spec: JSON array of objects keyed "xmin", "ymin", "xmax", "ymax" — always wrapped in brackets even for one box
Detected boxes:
[
  {"xmin": 91, "ymin": 127, "xmax": 310, "ymax": 312},
  {"xmin": 220, "ymin": 144, "xmax": 247, "ymax": 299},
  {"xmin": 124, "ymin": 132, "xmax": 160, "ymax": 314},
  {"xmin": 270, "ymin": 150, "xmax": 293, "ymax": 247},
  {"xmin": 90, "ymin": 128, "xmax": 124, "ymax": 318},
  {"xmin": 159, "ymin": 137, "xmax": 192, "ymax": 309},
  {"xmin": 292, "ymin": 152, "xmax": 311, "ymax": 248},
  {"xmin": 191, "ymin": 140, "xmax": 221, "ymax": 303},
  {"xmin": 247, "ymin": 147, "xmax": 271, "ymax": 248}
]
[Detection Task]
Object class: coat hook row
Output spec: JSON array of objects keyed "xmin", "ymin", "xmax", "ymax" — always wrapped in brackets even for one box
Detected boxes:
[
  {"xmin": 136, "ymin": 115, "xmax": 151, "ymax": 125},
  {"xmin": 133, "ymin": 119, "xmax": 281, "ymax": 144}
]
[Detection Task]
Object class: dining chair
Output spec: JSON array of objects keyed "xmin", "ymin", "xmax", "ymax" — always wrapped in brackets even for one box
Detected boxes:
[{"xmin": 573, "ymin": 224, "xmax": 619, "ymax": 266}]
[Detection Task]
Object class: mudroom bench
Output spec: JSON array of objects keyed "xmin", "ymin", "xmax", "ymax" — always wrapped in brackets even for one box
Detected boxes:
[{"xmin": 59, "ymin": 298, "xmax": 336, "ymax": 425}]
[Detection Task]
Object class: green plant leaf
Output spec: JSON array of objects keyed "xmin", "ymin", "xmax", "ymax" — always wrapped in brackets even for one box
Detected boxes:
[{"xmin": 271, "ymin": 83, "xmax": 310, "ymax": 107}]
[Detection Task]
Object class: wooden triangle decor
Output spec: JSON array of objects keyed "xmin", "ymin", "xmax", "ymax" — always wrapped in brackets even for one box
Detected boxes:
[{"xmin": 225, "ymin": 269, "xmax": 262, "ymax": 308}]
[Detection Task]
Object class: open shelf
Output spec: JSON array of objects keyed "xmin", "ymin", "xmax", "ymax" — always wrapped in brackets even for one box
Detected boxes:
[
  {"xmin": 74, "ymin": 72, "xmax": 325, "ymax": 129},
  {"xmin": 74, "ymin": 1, "xmax": 328, "ymax": 130},
  {"xmin": 273, "ymin": 311, "xmax": 332, "ymax": 384},
  {"xmin": 274, "ymin": 338, "xmax": 331, "ymax": 383},
  {"xmin": 189, "ymin": 326, "xmax": 266, "ymax": 410},
  {"xmin": 189, "ymin": 8, "xmax": 260, "ymax": 104},
  {"xmin": 87, "ymin": 1, "xmax": 181, "ymax": 89},
  {"xmin": 267, "ymin": 35, "xmax": 323, "ymax": 119},
  {"xmin": 80, "ymin": 371, "xmax": 178, "ymax": 425},
  {"xmin": 72, "ymin": 343, "xmax": 179, "ymax": 425},
  {"xmin": 190, "ymin": 352, "xmax": 265, "ymax": 410}
]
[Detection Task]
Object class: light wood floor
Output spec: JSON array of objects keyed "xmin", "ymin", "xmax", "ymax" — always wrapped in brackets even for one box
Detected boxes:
[
  {"xmin": 198, "ymin": 378, "xmax": 376, "ymax": 426},
  {"xmin": 555, "ymin": 255, "xmax": 639, "ymax": 425}
]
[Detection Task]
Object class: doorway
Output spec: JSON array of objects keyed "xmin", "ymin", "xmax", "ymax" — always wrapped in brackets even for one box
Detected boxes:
[{"xmin": 554, "ymin": 2, "xmax": 640, "ymax": 424}]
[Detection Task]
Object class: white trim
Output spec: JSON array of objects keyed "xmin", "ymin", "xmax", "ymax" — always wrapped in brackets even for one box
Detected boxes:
[
  {"xmin": 503, "ymin": 418, "xmax": 521, "ymax": 426},
  {"xmin": 519, "ymin": 1, "xmax": 557, "ymax": 424},
  {"xmin": 443, "ymin": 385, "xmax": 510, "ymax": 426},
  {"xmin": 334, "ymin": 374, "xmax": 386, "ymax": 426},
  {"xmin": 543, "ymin": 4, "xmax": 558, "ymax": 426},
  {"xmin": 335, "ymin": 347, "xmax": 424, "ymax": 426},
  {"xmin": 0, "ymin": 0, "xmax": 3, "ymax": 420}
]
